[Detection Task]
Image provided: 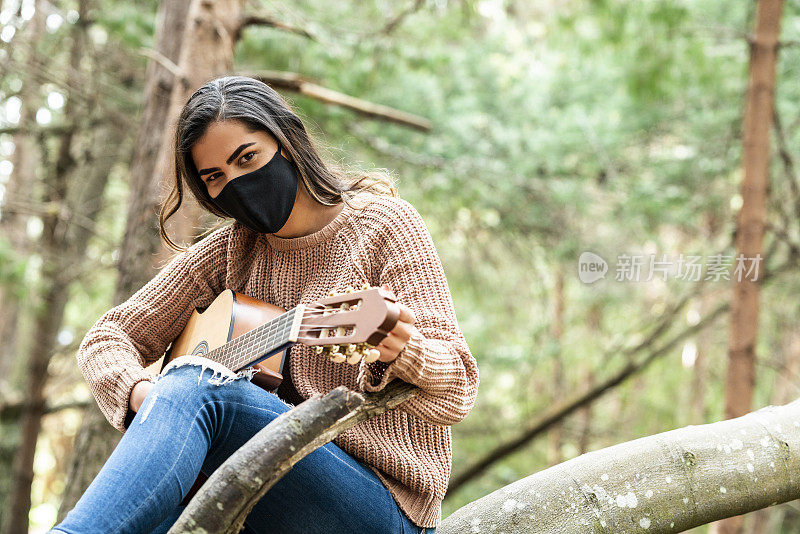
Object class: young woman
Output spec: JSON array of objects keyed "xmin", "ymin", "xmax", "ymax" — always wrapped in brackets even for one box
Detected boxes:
[{"xmin": 52, "ymin": 75, "xmax": 479, "ymax": 534}]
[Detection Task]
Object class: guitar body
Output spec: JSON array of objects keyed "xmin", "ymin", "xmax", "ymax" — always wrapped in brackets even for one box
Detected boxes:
[{"xmin": 162, "ymin": 289, "xmax": 287, "ymax": 393}]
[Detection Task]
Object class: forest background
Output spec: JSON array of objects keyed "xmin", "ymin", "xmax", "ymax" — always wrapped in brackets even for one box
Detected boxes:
[{"xmin": 1, "ymin": 0, "xmax": 800, "ymax": 532}]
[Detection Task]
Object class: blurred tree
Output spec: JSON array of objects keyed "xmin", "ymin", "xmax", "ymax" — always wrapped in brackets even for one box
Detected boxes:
[
  {"xmin": 0, "ymin": 0, "xmax": 46, "ymax": 523},
  {"xmin": 716, "ymin": 0, "xmax": 784, "ymax": 532},
  {"xmin": 2, "ymin": 0, "xmax": 132, "ymax": 529},
  {"xmin": 0, "ymin": 0, "xmax": 43, "ymax": 386}
]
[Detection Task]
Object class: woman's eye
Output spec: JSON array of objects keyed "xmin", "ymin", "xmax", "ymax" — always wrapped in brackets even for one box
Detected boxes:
[
  {"xmin": 240, "ymin": 151, "xmax": 256, "ymax": 164},
  {"xmin": 206, "ymin": 174, "xmax": 219, "ymax": 184}
]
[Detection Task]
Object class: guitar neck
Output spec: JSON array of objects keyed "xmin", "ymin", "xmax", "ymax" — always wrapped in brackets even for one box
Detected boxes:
[{"xmin": 206, "ymin": 305, "xmax": 306, "ymax": 372}]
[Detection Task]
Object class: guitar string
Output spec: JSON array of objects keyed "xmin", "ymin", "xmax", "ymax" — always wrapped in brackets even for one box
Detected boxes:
[
  {"xmin": 214, "ymin": 311, "xmax": 294, "ymax": 370},
  {"xmin": 206, "ymin": 296, "xmax": 367, "ymax": 370}
]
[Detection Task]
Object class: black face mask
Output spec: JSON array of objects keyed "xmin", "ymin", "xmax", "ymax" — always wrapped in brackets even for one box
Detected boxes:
[{"xmin": 210, "ymin": 144, "xmax": 299, "ymax": 234}]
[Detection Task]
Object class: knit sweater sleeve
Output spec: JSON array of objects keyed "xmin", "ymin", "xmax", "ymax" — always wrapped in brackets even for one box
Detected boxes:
[
  {"xmin": 76, "ymin": 225, "xmax": 232, "ymax": 433},
  {"xmin": 355, "ymin": 198, "xmax": 479, "ymax": 426}
]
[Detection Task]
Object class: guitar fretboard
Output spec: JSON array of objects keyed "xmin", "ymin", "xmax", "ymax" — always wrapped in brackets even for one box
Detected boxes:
[{"xmin": 205, "ymin": 306, "xmax": 302, "ymax": 372}]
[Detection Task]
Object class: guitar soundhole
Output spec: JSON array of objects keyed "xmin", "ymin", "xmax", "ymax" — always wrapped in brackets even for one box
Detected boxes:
[{"xmin": 191, "ymin": 341, "xmax": 210, "ymax": 356}]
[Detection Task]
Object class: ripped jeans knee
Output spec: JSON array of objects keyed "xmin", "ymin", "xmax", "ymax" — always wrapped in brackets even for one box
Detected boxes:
[
  {"xmin": 136, "ymin": 355, "xmax": 261, "ymax": 425},
  {"xmin": 158, "ymin": 354, "xmax": 260, "ymax": 386}
]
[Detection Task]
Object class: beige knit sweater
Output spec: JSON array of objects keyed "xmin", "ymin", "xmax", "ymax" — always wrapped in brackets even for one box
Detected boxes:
[{"xmin": 76, "ymin": 192, "xmax": 480, "ymax": 528}]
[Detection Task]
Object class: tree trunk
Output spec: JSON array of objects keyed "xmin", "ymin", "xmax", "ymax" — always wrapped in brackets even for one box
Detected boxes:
[
  {"xmin": 0, "ymin": 0, "xmax": 44, "ymax": 386},
  {"xmin": 1, "ymin": 117, "xmax": 125, "ymax": 534},
  {"xmin": 113, "ymin": 0, "xmax": 192, "ymax": 304},
  {"xmin": 152, "ymin": 0, "xmax": 245, "ymax": 260},
  {"xmin": 718, "ymin": 1, "xmax": 784, "ymax": 532},
  {"xmin": 0, "ymin": 1, "xmax": 46, "ymax": 524},
  {"xmin": 440, "ymin": 397, "xmax": 800, "ymax": 534},
  {"xmin": 3, "ymin": 253, "xmax": 71, "ymax": 534}
]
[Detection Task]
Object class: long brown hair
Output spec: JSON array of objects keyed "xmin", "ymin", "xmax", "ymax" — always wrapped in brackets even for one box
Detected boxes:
[{"xmin": 160, "ymin": 75, "xmax": 397, "ymax": 251}]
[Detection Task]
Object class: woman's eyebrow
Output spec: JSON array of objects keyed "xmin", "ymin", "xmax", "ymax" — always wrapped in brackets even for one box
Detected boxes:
[{"xmin": 198, "ymin": 142, "xmax": 257, "ymax": 175}]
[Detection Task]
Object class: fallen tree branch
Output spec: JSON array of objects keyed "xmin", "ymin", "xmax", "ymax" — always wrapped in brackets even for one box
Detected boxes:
[
  {"xmin": 168, "ymin": 380, "xmax": 417, "ymax": 534},
  {"xmin": 238, "ymin": 69, "xmax": 432, "ymax": 131},
  {"xmin": 440, "ymin": 396, "xmax": 800, "ymax": 533}
]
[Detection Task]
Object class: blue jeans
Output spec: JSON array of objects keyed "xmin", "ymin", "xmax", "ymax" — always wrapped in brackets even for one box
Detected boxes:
[{"xmin": 52, "ymin": 362, "xmax": 435, "ymax": 534}]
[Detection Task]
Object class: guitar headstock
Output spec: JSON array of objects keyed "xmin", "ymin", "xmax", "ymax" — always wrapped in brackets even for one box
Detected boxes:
[{"xmin": 298, "ymin": 284, "xmax": 400, "ymax": 365}]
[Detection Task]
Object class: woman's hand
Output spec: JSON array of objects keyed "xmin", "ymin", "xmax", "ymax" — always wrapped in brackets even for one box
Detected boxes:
[
  {"xmin": 129, "ymin": 380, "xmax": 154, "ymax": 412},
  {"xmin": 375, "ymin": 284, "xmax": 418, "ymax": 363}
]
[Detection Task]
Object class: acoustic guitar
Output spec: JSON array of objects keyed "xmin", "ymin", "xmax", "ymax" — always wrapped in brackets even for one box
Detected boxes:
[{"xmin": 154, "ymin": 284, "xmax": 401, "ymax": 505}]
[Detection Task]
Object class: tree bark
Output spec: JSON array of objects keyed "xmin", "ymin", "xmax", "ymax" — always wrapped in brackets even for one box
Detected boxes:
[
  {"xmin": 440, "ymin": 397, "xmax": 800, "ymax": 534},
  {"xmin": 718, "ymin": 1, "xmax": 784, "ymax": 532}
]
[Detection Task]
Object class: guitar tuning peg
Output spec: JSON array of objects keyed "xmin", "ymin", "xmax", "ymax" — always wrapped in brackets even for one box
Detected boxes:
[
  {"xmin": 330, "ymin": 352, "xmax": 346, "ymax": 363},
  {"xmin": 314, "ymin": 346, "xmax": 324, "ymax": 354},
  {"xmin": 346, "ymin": 352, "xmax": 363, "ymax": 365},
  {"xmin": 345, "ymin": 285, "xmax": 354, "ymax": 293},
  {"xmin": 330, "ymin": 345, "xmax": 340, "ymax": 355},
  {"xmin": 345, "ymin": 344, "xmax": 356, "ymax": 355},
  {"xmin": 365, "ymin": 348, "xmax": 381, "ymax": 363}
]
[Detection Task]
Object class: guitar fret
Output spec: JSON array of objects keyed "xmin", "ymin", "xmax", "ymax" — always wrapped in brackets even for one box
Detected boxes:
[{"xmin": 202, "ymin": 308, "xmax": 297, "ymax": 372}]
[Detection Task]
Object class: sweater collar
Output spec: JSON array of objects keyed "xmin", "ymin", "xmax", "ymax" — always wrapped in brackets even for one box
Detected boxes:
[{"xmin": 263, "ymin": 201, "xmax": 353, "ymax": 251}]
